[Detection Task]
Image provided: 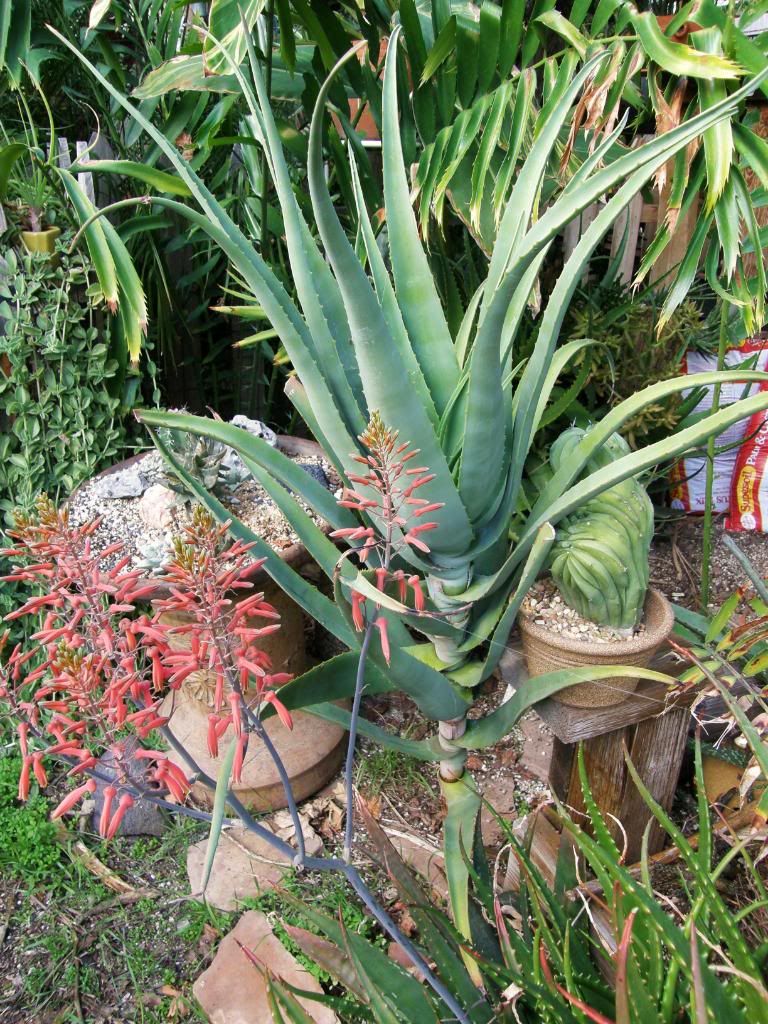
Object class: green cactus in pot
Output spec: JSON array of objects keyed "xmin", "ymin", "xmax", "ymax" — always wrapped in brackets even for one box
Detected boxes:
[
  {"xmin": 548, "ymin": 427, "xmax": 654, "ymax": 633},
  {"xmin": 52, "ymin": 21, "xmax": 768, "ymax": 967}
]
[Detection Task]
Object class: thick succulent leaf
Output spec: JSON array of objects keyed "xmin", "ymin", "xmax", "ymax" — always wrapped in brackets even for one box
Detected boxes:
[
  {"xmin": 331, "ymin": 572, "xmax": 470, "ymax": 721},
  {"xmin": 348, "ymin": 154, "xmax": 438, "ymax": 427},
  {"xmin": 357, "ymin": 801, "xmax": 487, "ymax": 1018},
  {"xmin": 305, "ymin": 44, "xmax": 473, "ymax": 557},
  {"xmin": 475, "ymin": 386, "xmax": 768, "ymax": 603},
  {"xmin": 69, "ymin": 159, "xmax": 193, "ymax": 196},
  {"xmin": 459, "ymin": 666, "xmax": 675, "ymax": 749},
  {"xmin": 632, "ymin": 9, "xmax": 742, "ymax": 79},
  {"xmin": 137, "ymin": 409, "xmax": 355, "ymax": 531},
  {"xmin": 468, "ymin": 523, "xmax": 555, "ymax": 682},
  {"xmin": 260, "ymin": 653, "xmax": 393, "ymax": 723},
  {"xmin": 200, "ymin": 737, "xmax": 237, "ymax": 895},
  {"xmin": 382, "ymin": 27, "xmax": 460, "ymax": 416},
  {"xmin": 238, "ymin": 455, "xmax": 340, "ymax": 581},
  {"xmin": 146, "ymin": 425, "xmax": 357, "ymax": 647},
  {"xmin": 239, "ymin": 41, "xmax": 364, "ymax": 431},
  {"xmin": 57, "ymin": 169, "xmax": 119, "ymax": 319},
  {"xmin": 482, "ymin": 50, "xmax": 589, "ymax": 321},
  {"xmin": 307, "ymin": 703, "xmax": 441, "ymax": 760},
  {"xmin": 50, "ymin": 28, "xmax": 361, "ymax": 472},
  {"xmin": 279, "ymin": 893, "xmax": 440, "ymax": 1021},
  {"xmin": 440, "ymin": 774, "xmax": 483, "ymax": 984}
]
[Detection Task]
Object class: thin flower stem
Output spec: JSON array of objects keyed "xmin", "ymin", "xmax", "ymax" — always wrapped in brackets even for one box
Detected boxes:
[
  {"xmin": 342, "ymin": 863, "xmax": 472, "ymax": 1024},
  {"xmin": 245, "ymin": 707, "xmax": 306, "ymax": 864},
  {"xmin": 344, "ymin": 619, "xmax": 374, "ymax": 862}
]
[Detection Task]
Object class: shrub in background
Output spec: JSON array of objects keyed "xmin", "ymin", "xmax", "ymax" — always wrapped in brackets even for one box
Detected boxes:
[{"xmin": 0, "ymin": 245, "xmax": 127, "ymax": 525}]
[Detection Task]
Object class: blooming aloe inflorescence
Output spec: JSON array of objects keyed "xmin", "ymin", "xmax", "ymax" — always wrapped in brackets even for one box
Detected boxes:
[
  {"xmin": 52, "ymin": 22, "xmax": 768, "ymax": 942},
  {"xmin": 0, "ymin": 498, "xmax": 293, "ymax": 834}
]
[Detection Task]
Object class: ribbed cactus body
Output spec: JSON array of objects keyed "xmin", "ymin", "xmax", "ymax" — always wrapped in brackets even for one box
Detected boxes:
[{"xmin": 548, "ymin": 428, "xmax": 654, "ymax": 630}]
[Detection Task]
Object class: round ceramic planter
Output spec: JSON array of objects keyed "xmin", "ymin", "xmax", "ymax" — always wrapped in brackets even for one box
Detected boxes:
[
  {"xmin": 519, "ymin": 588, "xmax": 674, "ymax": 709},
  {"xmin": 20, "ymin": 226, "xmax": 61, "ymax": 256},
  {"xmin": 74, "ymin": 435, "xmax": 346, "ymax": 811}
]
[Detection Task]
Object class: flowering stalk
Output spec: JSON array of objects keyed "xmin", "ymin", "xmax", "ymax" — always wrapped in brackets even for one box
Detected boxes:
[
  {"xmin": 331, "ymin": 413, "xmax": 452, "ymax": 856},
  {"xmin": 0, "ymin": 498, "xmax": 293, "ymax": 835},
  {"xmin": 0, "ymin": 490, "xmax": 470, "ymax": 1022}
]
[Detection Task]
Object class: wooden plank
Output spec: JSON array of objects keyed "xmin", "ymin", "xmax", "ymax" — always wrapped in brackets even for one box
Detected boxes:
[
  {"xmin": 75, "ymin": 140, "xmax": 95, "ymax": 204},
  {"xmin": 57, "ymin": 137, "xmax": 72, "ymax": 169},
  {"xmin": 562, "ymin": 202, "xmax": 599, "ymax": 263},
  {"xmin": 650, "ymin": 164, "xmax": 699, "ymax": 285},
  {"xmin": 529, "ymin": 674, "xmax": 697, "ymax": 745},
  {"xmin": 619, "ymin": 706, "xmax": 689, "ymax": 860},
  {"xmin": 609, "ymin": 193, "xmax": 643, "ymax": 284}
]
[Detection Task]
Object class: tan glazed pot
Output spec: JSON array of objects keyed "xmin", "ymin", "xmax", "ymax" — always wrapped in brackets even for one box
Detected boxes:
[{"xmin": 519, "ymin": 588, "xmax": 674, "ymax": 709}]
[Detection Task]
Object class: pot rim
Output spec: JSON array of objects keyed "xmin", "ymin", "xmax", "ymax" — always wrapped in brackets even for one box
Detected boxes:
[
  {"xmin": 69, "ymin": 435, "xmax": 331, "ymax": 597},
  {"xmin": 518, "ymin": 587, "xmax": 674, "ymax": 657}
]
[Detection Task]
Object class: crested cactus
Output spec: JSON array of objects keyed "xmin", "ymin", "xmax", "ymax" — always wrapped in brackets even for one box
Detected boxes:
[{"xmin": 548, "ymin": 428, "xmax": 655, "ymax": 630}]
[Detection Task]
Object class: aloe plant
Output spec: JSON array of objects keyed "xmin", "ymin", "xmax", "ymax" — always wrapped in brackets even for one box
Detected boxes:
[
  {"xmin": 51, "ymin": 22, "xmax": 768, "ymax": 943},
  {"xmin": 260, "ymin": 742, "xmax": 768, "ymax": 1023}
]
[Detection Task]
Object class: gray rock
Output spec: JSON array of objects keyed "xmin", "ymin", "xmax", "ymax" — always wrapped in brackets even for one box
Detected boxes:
[
  {"xmin": 90, "ymin": 742, "xmax": 167, "ymax": 837},
  {"xmin": 219, "ymin": 416, "xmax": 277, "ymax": 486},
  {"xmin": 95, "ymin": 464, "xmax": 148, "ymax": 499},
  {"xmin": 297, "ymin": 462, "xmax": 330, "ymax": 489}
]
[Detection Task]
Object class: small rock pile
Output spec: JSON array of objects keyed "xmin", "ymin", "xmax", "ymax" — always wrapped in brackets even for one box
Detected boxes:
[{"xmin": 520, "ymin": 578, "xmax": 646, "ymax": 644}]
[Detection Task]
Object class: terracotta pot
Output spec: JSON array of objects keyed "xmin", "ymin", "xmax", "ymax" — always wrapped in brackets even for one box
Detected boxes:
[
  {"xmin": 20, "ymin": 226, "xmax": 61, "ymax": 256},
  {"xmin": 73, "ymin": 436, "xmax": 347, "ymax": 811},
  {"xmin": 519, "ymin": 588, "xmax": 674, "ymax": 709}
]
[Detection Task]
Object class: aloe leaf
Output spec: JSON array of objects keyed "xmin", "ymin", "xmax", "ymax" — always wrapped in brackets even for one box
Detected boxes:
[
  {"xmin": 331, "ymin": 571, "xmax": 470, "ymax": 721},
  {"xmin": 382, "ymin": 27, "xmax": 460, "ymax": 415},
  {"xmin": 279, "ymin": 892, "xmax": 440, "ymax": 1021},
  {"xmin": 200, "ymin": 737, "xmax": 237, "ymax": 895},
  {"xmin": 282, "ymin": 926, "xmax": 371, "ymax": 1005},
  {"xmin": 69, "ymin": 159, "xmax": 193, "ymax": 196},
  {"xmin": 56, "ymin": 169, "xmax": 119, "ymax": 315},
  {"xmin": 693, "ymin": 28, "xmax": 733, "ymax": 211},
  {"xmin": 441, "ymin": 774, "xmax": 483, "ymax": 984},
  {"xmin": 306, "ymin": 704, "xmax": 441, "ymax": 760},
  {"xmin": 633, "ymin": 10, "xmax": 742, "ymax": 78},
  {"xmin": 357, "ymin": 801, "xmax": 486, "ymax": 1018},
  {"xmin": 348, "ymin": 153, "xmax": 438, "ymax": 426},
  {"xmin": 137, "ymin": 409, "xmax": 355, "ymax": 532},
  {"xmin": 259, "ymin": 654, "xmax": 393, "ymax": 724},
  {"xmin": 238, "ymin": 454, "xmax": 340, "ymax": 581},
  {"xmin": 239, "ymin": 41, "xmax": 365, "ymax": 429},
  {"xmin": 623, "ymin": 754, "xmax": 764, "ymax": 1013},
  {"xmin": 49, "ymin": 28, "xmax": 361, "ymax": 470},
  {"xmin": 147, "ymin": 426, "xmax": 357, "ymax": 647},
  {"xmin": 483, "ymin": 49, "xmax": 588, "ymax": 317},
  {"xmin": 303, "ymin": 43, "xmax": 472, "ymax": 555},
  {"xmin": 557, "ymin": 814, "xmax": 747, "ymax": 1021},
  {"xmin": 459, "ymin": 666, "xmax": 674, "ymax": 749},
  {"xmin": 477, "ymin": 523, "xmax": 555, "ymax": 682},
  {"xmin": 530, "ymin": 369, "xmax": 768, "ymax": 528}
]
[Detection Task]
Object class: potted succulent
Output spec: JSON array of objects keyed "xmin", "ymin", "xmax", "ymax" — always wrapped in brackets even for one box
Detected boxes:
[
  {"xmin": 6, "ymin": 165, "xmax": 61, "ymax": 255},
  {"xmin": 520, "ymin": 428, "xmax": 674, "ymax": 709},
  {"xmin": 67, "ymin": 418, "xmax": 346, "ymax": 811}
]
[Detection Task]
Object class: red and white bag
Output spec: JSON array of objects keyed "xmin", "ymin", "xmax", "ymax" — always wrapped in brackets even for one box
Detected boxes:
[
  {"xmin": 726, "ymin": 409, "xmax": 768, "ymax": 531},
  {"xmin": 670, "ymin": 341, "xmax": 768, "ymax": 516}
]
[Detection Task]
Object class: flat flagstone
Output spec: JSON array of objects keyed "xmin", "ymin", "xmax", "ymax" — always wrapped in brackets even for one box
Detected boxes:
[
  {"xmin": 193, "ymin": 910, "xmax": 337, "ymax": 1023},
  {"xmin": 187, "ymin": 814, "xmax": 322, "ymax": 912}
]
